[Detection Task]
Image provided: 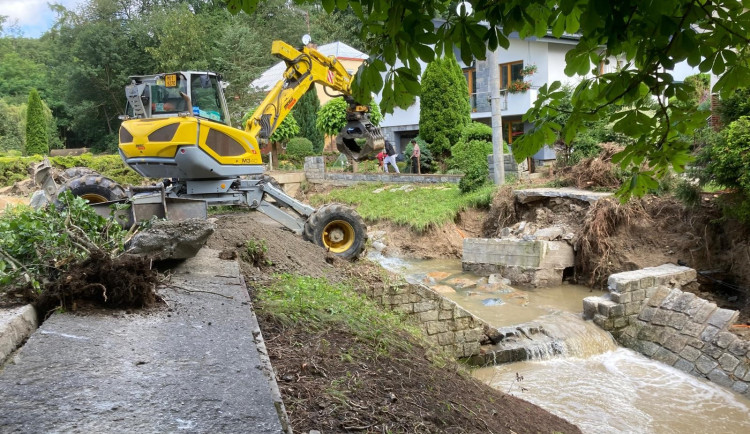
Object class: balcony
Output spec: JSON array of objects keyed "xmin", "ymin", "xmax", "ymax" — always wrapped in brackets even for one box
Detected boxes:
[{"xmin": 470, "ymin": 88, "xmax": 538, "ymax": 118}]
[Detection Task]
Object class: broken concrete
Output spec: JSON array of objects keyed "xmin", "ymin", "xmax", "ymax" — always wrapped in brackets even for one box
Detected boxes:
[
  {"xmin": 0, "ymin": 304, "xmax": 37, "ymax": 364},
  {"xmin": 514, "ymin": 187, "xmax": 613, "ymax": 204},
  {"xmin": 127, "ymin": 218, "xmax": 215, "ymax": 260},
  {"xmin": 462, "ymin": 238, "xmax": 575, "ymax": 287}
]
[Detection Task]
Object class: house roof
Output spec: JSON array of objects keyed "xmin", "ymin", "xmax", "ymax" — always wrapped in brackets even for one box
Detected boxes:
[{"xmin": 250, "ymin": 41, "xmax": 368, "ymax": 90}]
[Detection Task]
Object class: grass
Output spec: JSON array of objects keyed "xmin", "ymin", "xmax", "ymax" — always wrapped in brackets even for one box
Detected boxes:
[
  {"xmin": 256, "ymin": 273, "xmax": 420, "ymax": 355},
  {"xmin": 310, "ymin": 183, "xmax": 496, "ymax": 232}
]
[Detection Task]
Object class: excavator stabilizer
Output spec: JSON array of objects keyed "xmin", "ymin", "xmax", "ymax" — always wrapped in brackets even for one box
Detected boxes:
[{"xmin": 335, "ymin": 116, "xmax": 384, "ymax": 161}]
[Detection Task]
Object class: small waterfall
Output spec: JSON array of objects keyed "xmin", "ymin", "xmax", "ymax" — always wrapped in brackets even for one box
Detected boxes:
[{"xmin": 472, "ymin": 311, "xmax": 618, "ymax": 366}]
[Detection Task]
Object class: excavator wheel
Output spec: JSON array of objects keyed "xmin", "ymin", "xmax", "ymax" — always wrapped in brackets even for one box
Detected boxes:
[
  {"xmin": 302, "ymin": 203, "xmax": 367, "ymax": 260},
  {"xmin": 62, "ymin": 167, "xmax": 100, "ymax": 182},
  {"xmin": 57, "ymin": 174, "xmax": 127, "ymax": 205}
]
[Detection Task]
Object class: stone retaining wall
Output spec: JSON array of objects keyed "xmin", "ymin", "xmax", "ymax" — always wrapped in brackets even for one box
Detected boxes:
[
  {"xmin": 304, "ymin": 156, "xmax": 463, "ymax": 185},
  {"xmin": 359, "ymin": 279, "xmax": 488, "ymax": 358},
  {"xmin": 584, "ymin": 264, "xmax": 750, "ymax": 397}
]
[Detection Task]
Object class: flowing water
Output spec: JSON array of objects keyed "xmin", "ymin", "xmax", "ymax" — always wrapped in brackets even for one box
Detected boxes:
[{"xmin": 371, "ymin": 253, "xmax": 750, "ymax": 433}]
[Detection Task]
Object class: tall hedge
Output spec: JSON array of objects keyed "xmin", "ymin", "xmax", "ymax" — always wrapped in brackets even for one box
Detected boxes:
[
  {"xmin": 292, "ymin": 89, "xmax": 325, "ymax": 153},
  {"xmin": 25, "ymin": 89, "xmax": 49, "ymax": 156},
  {"xmin": 419, "ymin": 56, "xmax": 470, "ymax": 157}
]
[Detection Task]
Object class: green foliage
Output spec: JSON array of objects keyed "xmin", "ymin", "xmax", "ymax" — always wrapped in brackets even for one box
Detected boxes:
[
  {"xmin": 0, "ymin": 192, "xmax": 126, "ymax": 291},
  {"xmin": 704, "ymin": 117, "xmax": 750, "ymax": 207},
  {"xmin": 458, "ymin": 162, "xmax": 488, "ymax": 193},
  {"xmin": 285, "ymin": 137, "xmax": 315, "ymax": 164},
  {"xmin": 419, "ymin": 56, "xmax": 470, "ymax": 153},
  {"xmin": 429, "ymin": 134, "xmax": 451, "ymax": 159},
  {"xmin": 257, "ymin": 273, "xmax": 416, "ymax": 352},
  {"xmin": 242, "ymin": 239, "xmax": 272, "ymax": 267},
  {"xmin": 25, "ymin": 89, "xmax": 48, "ymax": 156},
  {"xmin": 316, "ymin": 97, "xmax": 348, "ymax": 136},
  {"xmin": 0, "ymin": 98, "xmax": 25, "ymax": 153},
  {"xmin": 718, "ymin": 87, "xmax": 750, "ymax": 125},
  {"xmin": 225, "ymin": 0, "xmax": 750, "ymax": 203},
  {"xmin": 449, "ymin": 139, "xmax": 493, "ymax": 172},
  {"xmin": 269, "ymin": 115, "xmax": 299, "ymax": 143},
  {"xmin": 310, "ymin": 183, "xmax": 495, "ymax": 232},
  {"xmin": 291, "ymin": 89, "xmax": 325, "ymax": 153},
  {"xmin": 0, "ymin": 154, "xmax": 142, "ymax": 187},
  {"xmin": 674, "ymin": 179, "xmax": 701, "ymax": 207},
  {"xmin": 460, "ymin": 122, "xmax": 493, "ymax": 143}
]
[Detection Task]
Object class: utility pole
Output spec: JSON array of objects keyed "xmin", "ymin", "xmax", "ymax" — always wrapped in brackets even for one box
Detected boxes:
[{"xmin": 488, "ymin": 46, "xmax": 505, "ymax": 185}]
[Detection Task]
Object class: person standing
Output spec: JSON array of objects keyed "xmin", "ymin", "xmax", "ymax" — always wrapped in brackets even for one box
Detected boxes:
[
  {"xmin": 383, "ymin": 140, "xmax": 399, "ymax": 173},
  {"xmin": 376, "ymin": 150, "xmax": 386, "ymax": 172},
  {"xmin": 410, "ymin": 139, "xmax": 421, "ymax": 174}
]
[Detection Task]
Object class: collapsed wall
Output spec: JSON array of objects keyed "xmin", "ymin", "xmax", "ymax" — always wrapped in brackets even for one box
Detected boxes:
[{"xmin": 584, "ymin": 264, "xmax": 750, "ymax": 397}]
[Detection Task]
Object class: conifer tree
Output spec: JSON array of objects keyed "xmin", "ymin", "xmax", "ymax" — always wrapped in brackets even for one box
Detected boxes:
[
  {"xmin": 25, "ymin": 89, "xmax": 49, "ymax": 155},
  {"xmin": 292, "ymin": 89, "xmax": 325, "ymax": 153},
  {"xmin": 419, "ymin": 56, "xmax": 470, "ymax": 158}
]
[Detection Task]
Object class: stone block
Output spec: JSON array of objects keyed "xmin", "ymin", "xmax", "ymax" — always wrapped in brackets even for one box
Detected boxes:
[
  {"xmin": 655, "ymin": 328, "xmax": 674, "ymax": 346},
  {"xmin": 653, "ymin": 348, "xmax": 679, "ymax": 366},
  {"xmin": 637, "ymin": 326, "xmax": 659, "ymax": 342},
  {"xmin": 734, "ymin": 363, "xmax": 749, "ymax": 380},
  {"xmin": 436, "ymin": 331, "xmax": 456, "ymax": 345},
  {"xmin": 392, "ymin": 303, "xmax": 413, "ymax": 313},
  {"xmin": 647, "ymin": 286, "xmax": 671, "ymax": 307},
  {"xmin": 703, "ymin": 344, "xmax": 724, "ymax": 359},
  {"xmin": 707, "ymin": 308, "xmax": 739, "ymax": 330},
  {"xmin": 463, "ymin": 328, "xmax": 485, "ymax": 343},
  {"xmin": 680, "ymin": 321, "xmax": 705, "ymax": 338},
  {"xmin": 607, "ymin": 274, "xmax": 639, "ymax": 293},
  {"xmin": 634, "ymin": 340, "xmax": 661, "ymax": 357},
  {"xmin": 611, "ymin": 292, "xmax": 632, "ymax": 304},
  {"xmin": 463, "ymin": 342, "xmax": 481, "ymax": 357},
  {"xmin": 663, "ymin": 334, "xmax": 688, "ymax": 353},
  {"xmin": 707, "ymin": 368, "xmax": 735, "ymax": 388},
  {"xmin": 673, "ymin": 358, "xmax": 695, "ymax": 374},
  {"xmin": 638, "ymin": 306, "xmax": 657, "ymax": 322},
  {"xmin": 695, "ymin": 354, "xmax": 718, "ymax": 374},
  {"xmin": 672, "ymin": 292, "xmax": 697, "ymax": 313},
  {"xmin": 714, "ymin": 332, "xmax": 737, "ymax": 349},
  {"xmin": 438, "ymin": 310, "xmax": 454, "ymax": 320},
  {"xmin": 597, "ymin": 299, "xmax": 619, "ymax": 317},
  {"xmin": 668, "ymin": 312, "xmax": 689, "ymax": 330},
  {"xmin": 729, "ymin": 340, "xmax": 750, "ymax": 356},
  {"xmin": 582, "ymin": 297, "xmax": 600, "ymax": 320},
  {"xmin": 685, "ymin": 337, "xmax": 704, "ymax": 349},
  {"xmin": 700, "ymin": 325, "xmax": 720, "ymax": 342},
  {"xmin": 413, "ymin": 300, "xmax": 438, "ymax": 313},
  {"xmin": 685, "ymin": 298, "xmax": 706, "ymax": 316},
  {"xmin": 693, "ymin": 302, "xmax": 718, "ymax": 324},
  {"xmin": 419, "ymin": 310, "xmax": 439, "ymax": 322},
  {"xmin": 659, "ymin": 288, "xmax": 684, "ymax": 310},
  {"xmin": 593, "ymin": 314, "xmax": 614, "ymax": 330},
  {"xmin": 651, "ymin": 308, "xmax": 672, "ymax": 326},
  {"xmin": 731, "ymin": 381, "xmax": 749, "ymax": 395},
  {"xmin": 679, "ymin": 345, "xmax": 702, "ymax": 362},
  {"xmin": 613, "ymin": 317, "xmax": 629, "ymax": 329},
  {"xmin": 625, "ymin": 302, "xmax": 642, "ymax": 315},
  {"xmin": 631, "ymin": 289, "xmax": 646, "ymax": 302},
  {"xmin": 638, "ymin": 276, "xmax": 656, "ymax": 289},
  {"xmin": 718, "ymin": 353, "xmax": 740, "ymax": 372}
]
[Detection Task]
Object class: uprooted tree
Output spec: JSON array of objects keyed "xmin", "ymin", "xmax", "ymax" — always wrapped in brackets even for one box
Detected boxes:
[{"xmin": 226, "ymin": 0, "xmax": 750, "ymax": 199}]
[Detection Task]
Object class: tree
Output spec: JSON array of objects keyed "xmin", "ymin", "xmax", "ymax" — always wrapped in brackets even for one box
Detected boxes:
[
  {"xmin": 225, "ymin": 0, "xmax": 750, "ymax": 199},
  {"xmin": 719, "ymin": 87, "xmax": 750, "ymax": 125},
  {"xmin": 419, "ymin": 55, "xmax": 470, "ymax": 157},
  {"xmin": 25, "ymin": 89, "xmax": 49, "ymax": 155},
  {"xmin": 292, "ymin": 89, "xmax": 325, "ymax": 153}
]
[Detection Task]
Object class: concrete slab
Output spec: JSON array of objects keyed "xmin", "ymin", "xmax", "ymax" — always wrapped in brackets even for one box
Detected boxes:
[
  {"xmin": 514, "ymin": 187, "xmax": 613, "ymax": 204},
  {"xmin": 0, "ymin": 304, "xmax": 37, "ymax": 364},
  {"xmin": 0, "ymin": 248, "xmax": 285, "ymax": 433}
]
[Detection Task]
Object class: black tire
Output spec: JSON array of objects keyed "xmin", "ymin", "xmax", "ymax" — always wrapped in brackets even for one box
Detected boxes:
[
  {"xmin": 57, "ymin": 174, "xmax": 127, "ymax": 205},
  {"xmin": 302, "ymin": 203, "xmax": 367, "ymax": 260}
]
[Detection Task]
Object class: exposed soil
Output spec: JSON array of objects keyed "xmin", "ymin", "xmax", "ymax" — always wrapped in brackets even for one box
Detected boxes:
[{"xmin": 206, "ymin": 211, "xmax": 580, "ymax": 433}]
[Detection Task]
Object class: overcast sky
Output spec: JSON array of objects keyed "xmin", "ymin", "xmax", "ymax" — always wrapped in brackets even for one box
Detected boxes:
[{"xmin": 1, "ymin": 0, "xmax": 84, "ymax": 37}]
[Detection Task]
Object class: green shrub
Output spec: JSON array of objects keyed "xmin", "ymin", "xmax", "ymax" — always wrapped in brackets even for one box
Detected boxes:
[
  {"xmin": 403, "ymin": 136, "xmax": 434, "ymax": 173},
  {"xmin": 355, "ymin": 160, "xmax": 380, "ymax": 173},
  {"xmin": 458, "ymin": 162, "xmax": 488, "ymax": 193},
  {"xmin": 0, "ymin": 154, "xmax": 143, "ymax": 187},
  {"xmin": 285, "ymin": 137, "xmax": 314, "ymax": 164},
  {"xmin": 429, "ymin": 134, "xmax": 451, "ymax": 159},
  {"xmin": 291, "ymin": 89, "xmax": 325, "ymax": 153},
  {"xmin": 419, "ymin": 56, "xmax": 471, "ymax": 152},
  {"xmin": 703, "ymin": 116, "xmax": 750, "ymax": 221},
  {"xmin": 460, "ymin": 122, "xmax": 492, "ymax": 142},
  {"xmin": 449, "ymin": 139, "xmax": 492, "ymax": 172},
  {"xmin": 675, "ymin": 179, "xmax": 701, "ymax": 207}
]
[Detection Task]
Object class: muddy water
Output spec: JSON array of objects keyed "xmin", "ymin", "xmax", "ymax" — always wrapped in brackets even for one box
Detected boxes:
[{"xmin": 372, "ymin": 254, "xmax": 750, "ymax": 433}]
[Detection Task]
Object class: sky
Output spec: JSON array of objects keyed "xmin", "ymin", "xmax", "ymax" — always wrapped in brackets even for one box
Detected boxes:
[{"xmin": 0, "ymin": 0, "xmax": 84, "ymax": 38}]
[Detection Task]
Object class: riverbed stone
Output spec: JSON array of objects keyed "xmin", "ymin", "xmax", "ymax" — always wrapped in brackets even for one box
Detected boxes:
[
  {"xmin": 707, "ymin": 308, "xmax": 739, "ymax": 330},
  {"xmin": 718, "ymin": 353, "xmax": 740, "ymax": 372},
  {"xmin": 532, "ymin": 227, "xmax": 563, "ymax": 241},
  {"xmin": 732, "ymin": 381, "xmax": 749, "ymax": 394},
  {"xmin": 430, "ymin": 285, "xmax": 456, "ymax": 295},
  {"xmin": 695, "ymin": 355, "xmax": 718, "ymax": 374}
]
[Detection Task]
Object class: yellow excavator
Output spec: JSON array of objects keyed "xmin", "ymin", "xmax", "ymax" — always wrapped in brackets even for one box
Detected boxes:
[{"xmin": 40, "ymin": 40, "xmax": 384, "ymax": 259}]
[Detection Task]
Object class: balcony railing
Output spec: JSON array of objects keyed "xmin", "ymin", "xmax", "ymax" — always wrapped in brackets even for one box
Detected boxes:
[{"xmin": 470, "ymin": 88, "xmax": 538, "ymax": 116}]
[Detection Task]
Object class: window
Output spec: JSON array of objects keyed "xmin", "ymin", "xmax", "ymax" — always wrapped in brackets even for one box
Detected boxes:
[
  {"xmin": 500, "ymin": 61, "xmax": 524, "ymax": 89},
  {"xmin": 463, "ymin": 68, "xmax": 477, "ymax": 111},
  {"xmin": 503, "ymin": 120, "xmax": 524, "ymax": 144},
  {"xmin": 205, "ymin": 129, "xmax": 245, "ymax": 156}
]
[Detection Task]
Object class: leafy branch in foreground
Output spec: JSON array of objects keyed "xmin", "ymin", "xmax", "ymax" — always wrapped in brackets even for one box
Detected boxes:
[
  {"xmin": 226, "ymin": 0, "xmax": 750, "ymax": 200},
  {"xmin": 0, "ymin": 192, "xmax": 127, "ymax": 293}
]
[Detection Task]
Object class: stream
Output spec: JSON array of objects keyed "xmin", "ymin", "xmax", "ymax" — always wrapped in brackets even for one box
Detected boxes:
[{"xmin": 371, "ymin": 253, "xmax": 750, "ymax": 433}]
